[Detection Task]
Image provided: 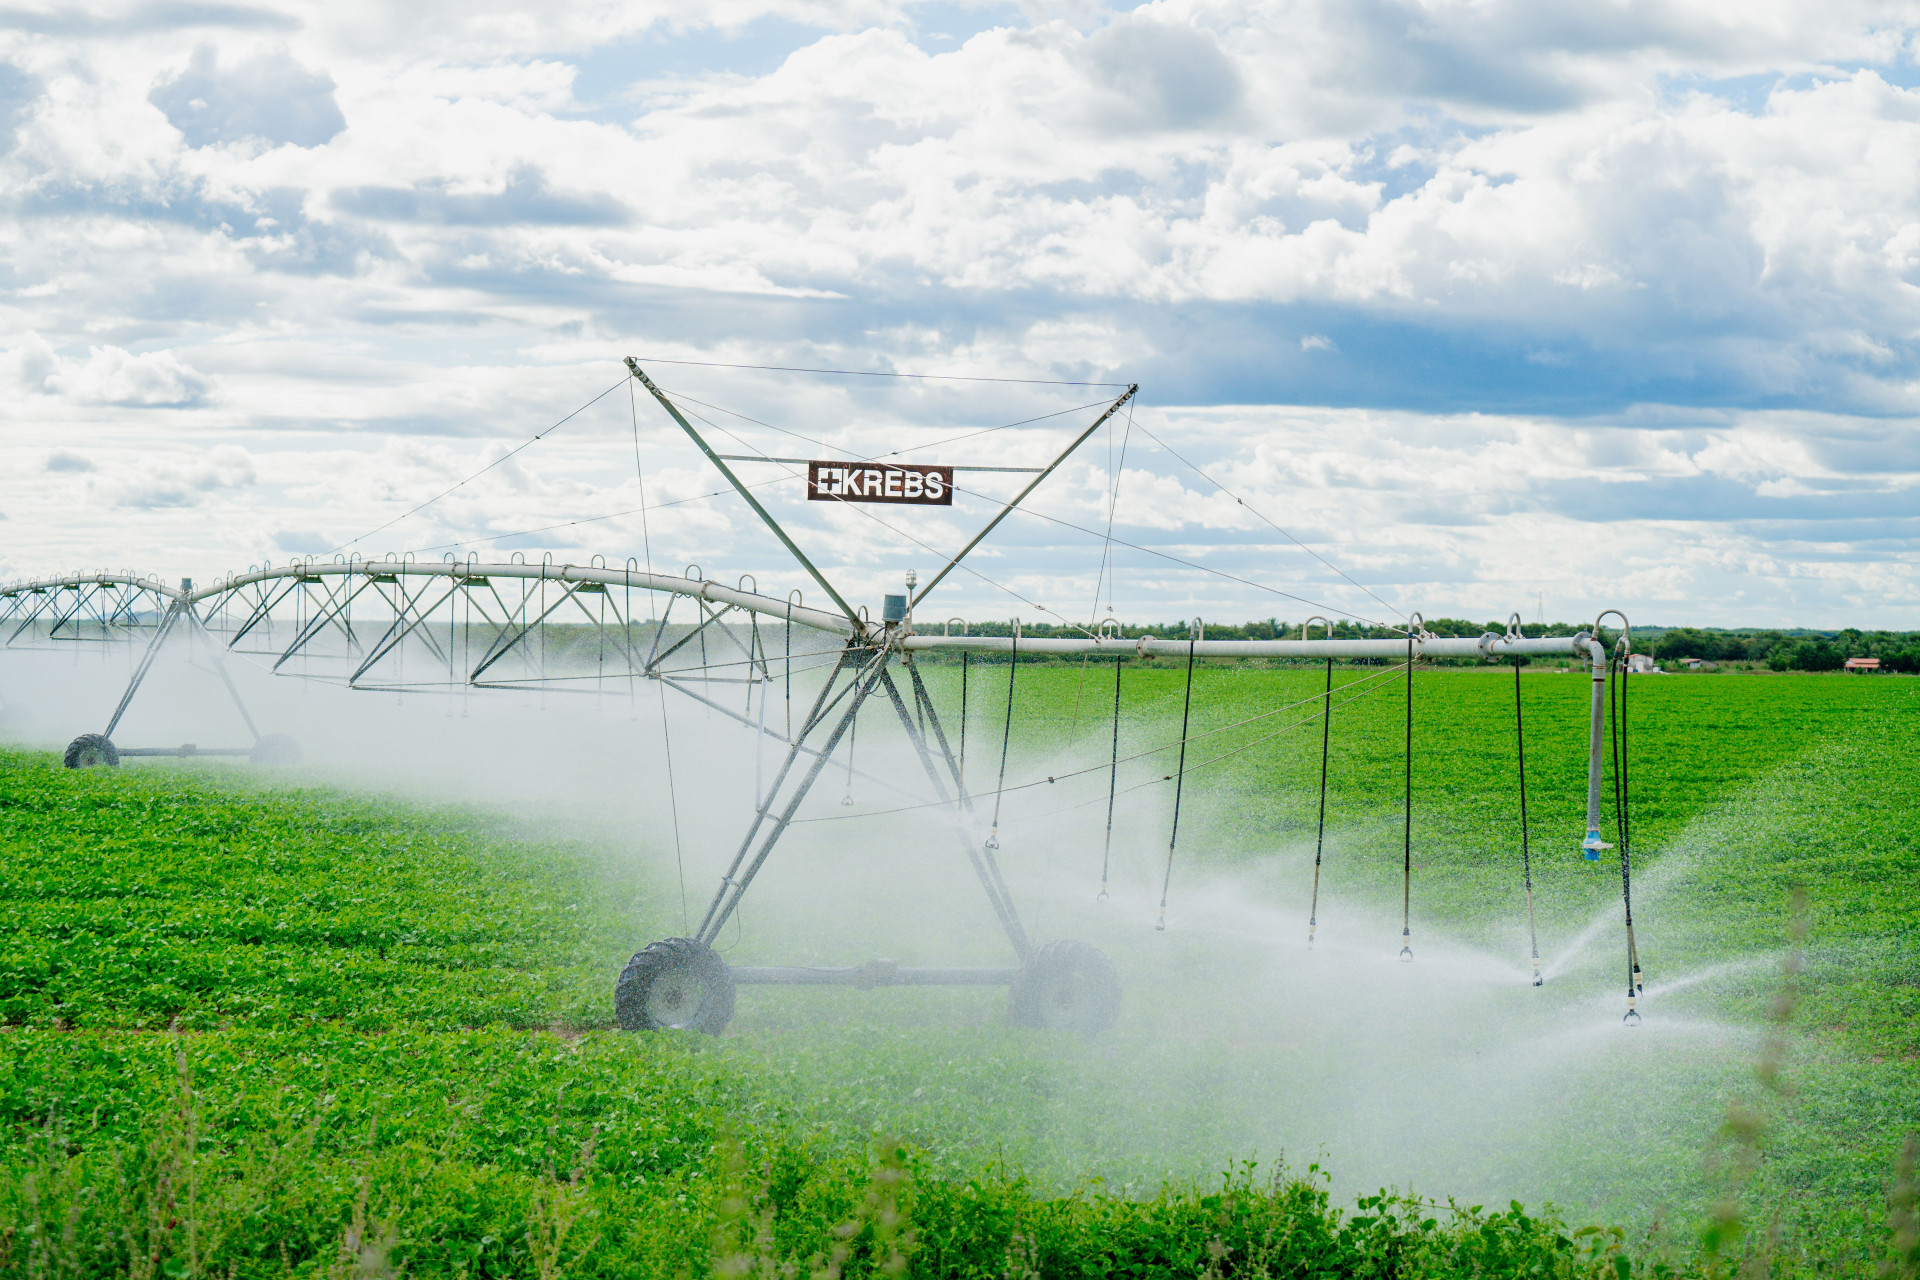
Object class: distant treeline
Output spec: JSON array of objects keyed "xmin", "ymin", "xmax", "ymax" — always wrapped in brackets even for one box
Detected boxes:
[
  {"xmin": 947, "ymin": 618, "xmax": 1920, "ymax": 672},
  {"xmin": 1637, "ymin": 626, "xmax": 1920, "ymax": 672}
]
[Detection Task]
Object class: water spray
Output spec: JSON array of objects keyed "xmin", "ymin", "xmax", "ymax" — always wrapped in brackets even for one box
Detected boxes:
[{"xmin": 10, "ymin": 359, "xmax": 1658, "ymax": 1040}]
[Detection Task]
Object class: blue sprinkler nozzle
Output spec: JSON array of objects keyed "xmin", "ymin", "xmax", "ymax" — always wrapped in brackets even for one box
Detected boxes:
[{"xmin": 1581, "ymin": 830, "xmax": 1610, "ymax": 861}]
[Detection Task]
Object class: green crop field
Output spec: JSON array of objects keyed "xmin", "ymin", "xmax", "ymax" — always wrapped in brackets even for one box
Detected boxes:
[{"xmin": 2, "ymin": 664, "xmax": 1916, "ymax": 1278}]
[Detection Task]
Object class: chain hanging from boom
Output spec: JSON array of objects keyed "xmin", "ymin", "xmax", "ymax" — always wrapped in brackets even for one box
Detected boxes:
[
  {"xmin": 984, "ymin": 620, "xmax": 1019, "ymax": 850},
  {"xmin": 841, "ymin": 698, "xmax": 859, "ymax": 806},
  {"xmin": 1098, "ymin": 652, "xmax": 1122, "ymax": 903},
  {"xmin": 1157, "ymin": 620, "xmax": 1200, "ymax": 931},
  {"xmin": 1512, "ymin": 618, "xmax": 1542, "ymax": 986},
  {"xmin": 1304, "ymin": 616, "xmax": 1333, "ymax": 948},
  {"xmin": 1400, "ymin": 614, "xmax": 1421, "ymax": 962},
  {"xmin": 958, "ymin": 650, "xmax": 969, "ymax": 783}
]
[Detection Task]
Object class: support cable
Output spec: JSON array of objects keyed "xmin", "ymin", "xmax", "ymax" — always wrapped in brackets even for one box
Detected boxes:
[
  {"xmin": 1091, "ymin": 397, "xmax": 1135, "ymax": 622},
  {"xmin": 1127, "ymin": 421, "xmax": 1408, "ymax": 627},
  {"xmin": 671, "ymin": 398, "xmax": 1105, "ymax": 638},
  {"xmin": 625, "ymin": 355, "xmax": 1130, "ymax": 387},
  {"xmin": 654, "ymin": 384, "xmax": 1398, "ymax": 643},
  {"xmin": 659, "ymin": 386, "xmax": 1111, "ymax": 466},
  {"xmin": 329, "ymin": 375, "xmax": 626, "ymax": 555},
  {"xmin": 985, "ymin": 622, "xmax": 1019, "ymax": 850},
  {"xmin": 957, "ymin": 489, "xmax": 1406, "ymax": 634},
  {"xmin": 1157, "ymin": 623, "xmax": 1200, "ymax": 931},
  {"xmin": 633, "ymin": 381, "xmax": 689, "ymax": 933}
]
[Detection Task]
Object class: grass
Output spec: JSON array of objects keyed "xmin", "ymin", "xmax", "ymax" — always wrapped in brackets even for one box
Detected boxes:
[{"xmin": 2, "ymin": 662, "xmax": 1918, "ymax": 1277}]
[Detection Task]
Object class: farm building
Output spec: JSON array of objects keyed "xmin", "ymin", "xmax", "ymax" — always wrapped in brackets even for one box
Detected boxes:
[{"xmin": 1844, "ymin": 656, "xmax": 1882, "ymax": 673}]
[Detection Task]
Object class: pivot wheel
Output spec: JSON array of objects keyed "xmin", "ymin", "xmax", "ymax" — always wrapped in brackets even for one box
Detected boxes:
[
  {"xmin": 63, "ymin": 733, "xmax": 119, "ymax": 770},
  {"xmin": 1009, "ymin": 939, "xmax": 1121, "ymax": 1036},
  {"xmin": 250, "ymin": 734, "xmax": 302, "ymax": 766},
  {"xmin": 614, "ymin": 937, "xmax": 735, "ymax": 1035}
]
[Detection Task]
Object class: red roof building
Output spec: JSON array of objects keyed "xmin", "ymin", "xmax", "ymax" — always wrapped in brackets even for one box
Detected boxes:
[{"xmin": 1843, "ymin": 656, "xmax": 1881, "ymax": 673}]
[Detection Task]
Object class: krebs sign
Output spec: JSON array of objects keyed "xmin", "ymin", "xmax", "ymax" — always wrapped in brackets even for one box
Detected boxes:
[{"xmin": 807, "ymin": 461, "xmax": 953, "ymax": 506}]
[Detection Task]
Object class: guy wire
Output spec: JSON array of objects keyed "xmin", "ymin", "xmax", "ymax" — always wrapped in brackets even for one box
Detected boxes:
[
  {"xmin": 331, "ymin": 375, "xmax": 627, "ymax": 556},
  {"xmin": 633, "ymin": 380, "xmax": 688, "ymax": 932}
]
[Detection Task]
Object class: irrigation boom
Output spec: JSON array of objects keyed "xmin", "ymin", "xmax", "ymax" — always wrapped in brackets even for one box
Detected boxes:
[{"xmin": 0, "ymin": 358, "xmax": 1648, "ymax": 1032}]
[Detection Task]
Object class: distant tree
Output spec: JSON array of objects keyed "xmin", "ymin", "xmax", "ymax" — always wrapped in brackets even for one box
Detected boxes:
[
  {"xmin": 1654, "ymin": 628, "xmax": 1720, "ymax": 661},
  {"xmin": 1769, "ymin": 639, "xmax": 1845, "ymax": 672}
]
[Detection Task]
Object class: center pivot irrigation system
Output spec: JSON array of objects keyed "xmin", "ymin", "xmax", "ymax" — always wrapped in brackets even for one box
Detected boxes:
[{"xmin": 1, "ymin": 359, "xmax": 1650, "ymax": 1033}]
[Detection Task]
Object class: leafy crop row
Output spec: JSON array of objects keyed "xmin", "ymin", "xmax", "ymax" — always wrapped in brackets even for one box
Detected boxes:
[{"xmin": 3, "ymin": 663, "xmax": 1918, "ymax": 1277}]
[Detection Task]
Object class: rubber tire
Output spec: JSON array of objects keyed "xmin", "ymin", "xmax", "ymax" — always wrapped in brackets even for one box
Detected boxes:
[
  {"xmin": 1009, "ymin": 939, "xmax": 1121, "ymax": 1036},
  {"xmin": 250, "ymin": 734, "xmax": 302, "ymax": 766},
  {"xmin": 614, "ymin": 937, "xmax": 736, "ymax": 1034},
  {"xmin": 63, "ymin": 733, "xmax": 120, "ymax": 770}
]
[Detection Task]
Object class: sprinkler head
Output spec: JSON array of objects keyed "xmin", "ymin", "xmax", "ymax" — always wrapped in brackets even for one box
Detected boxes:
[
  {"xmin": 1622, "ymin": 1005, "xmax": 1641, "ymax": 1026},
  {"xmin": 840, "ymin": 792, "xmax": 854, "ymax": 807},
  {"xmin": 1307, "ymin": 921, "xmax": 1316, "ymax": 949},
  {"xmin": 1581, "ymin": 830, "xmax": 1610, "ymax": 861},
  {"xmin": 1399, "ymin": 932, "xmax": 1413, "ymax": 962},
  {"xmin": 984, "ymin": 829, "xmax": 999, "ymax": 851},
  {"xmin": 1531, "ymin": 957, "xmax": 1543, "ymax": 987},
  {"xmin": 1096, "ymin": 881, "xmax": 1108, "ymax": 903},
  {"xmin": 1154, "ymin": 912, "xmax": 1166, "ymax": 932}
]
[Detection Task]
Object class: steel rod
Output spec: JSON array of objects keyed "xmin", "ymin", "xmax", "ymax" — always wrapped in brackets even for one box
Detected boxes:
[
  {"xmin": 627, "ymin": 359, "xmax": 864, "ymax": 626},
  {"xmin": 729, "ymin": 965, "xmax": 1018, "ymax": 986},
  {"xmin": 905, "ymin": 634, "xmax": 1585, "ymax": 660}
]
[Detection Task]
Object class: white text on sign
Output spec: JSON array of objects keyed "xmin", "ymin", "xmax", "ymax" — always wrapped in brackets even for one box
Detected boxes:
[{"xmin": 807, "ymin": 461, "xmax": 953, "ymax": 506}]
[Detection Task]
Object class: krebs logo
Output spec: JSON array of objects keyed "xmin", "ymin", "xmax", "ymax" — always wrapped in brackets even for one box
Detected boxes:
[{"xmin": 807, "ymin": 461, "xmax": 953, "ymax": 506}]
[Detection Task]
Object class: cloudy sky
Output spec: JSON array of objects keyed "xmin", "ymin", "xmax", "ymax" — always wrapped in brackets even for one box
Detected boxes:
[{"xmin": 3, "ymin": 0, "xmax": 1918, "ymax": 629}]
